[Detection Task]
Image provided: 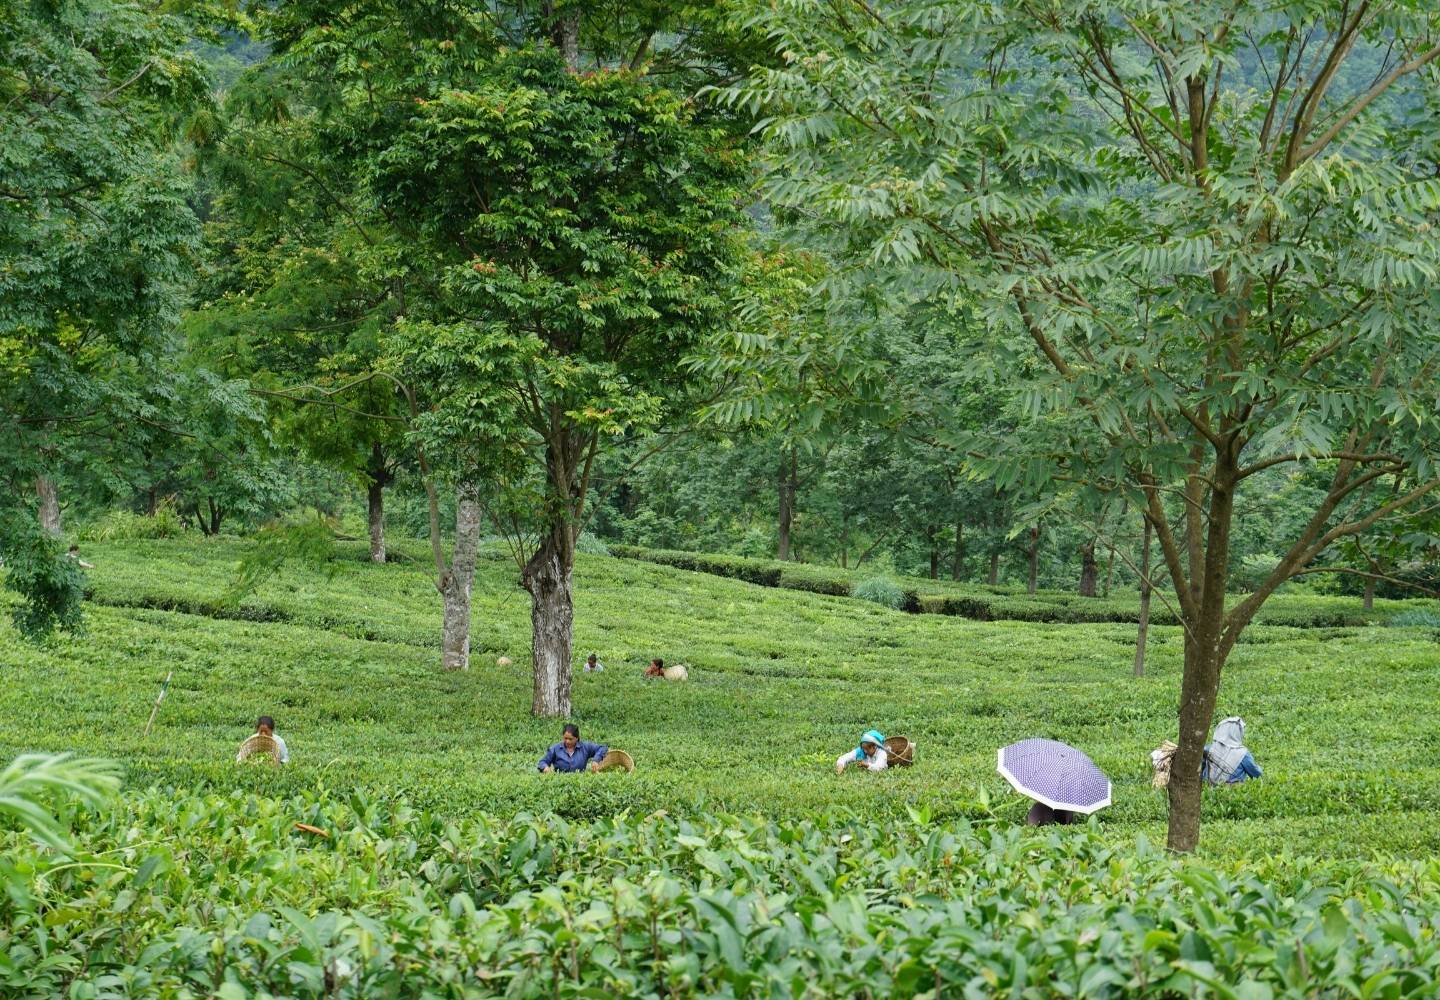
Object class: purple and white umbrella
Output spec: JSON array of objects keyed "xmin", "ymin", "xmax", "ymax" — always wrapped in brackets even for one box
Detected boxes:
[{"xmin": 997, "ymin": 739, "xmax": 1111, "ymax": 815}]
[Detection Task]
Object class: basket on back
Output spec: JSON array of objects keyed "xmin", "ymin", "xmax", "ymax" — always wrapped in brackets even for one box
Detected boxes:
[
  {"xmin": 884, "ymin": 736, "xmax": 915, "ymax": 767},
  {"xmin": 595, "ymin": 749, "xmax": 635, "ymax": 773},
  {"xmin": 237, "ymin": 733, "xmax": 281, "ymax": 765},
  {"xmin": 1150, "ymin": 740, "xmax": 1178, "ymax": 788}
]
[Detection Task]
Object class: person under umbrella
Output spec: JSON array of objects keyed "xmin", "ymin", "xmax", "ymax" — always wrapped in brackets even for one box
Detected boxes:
[
  {"xmin": 1202, "ymin": 717, "xmax": 1263, "ymax": 786},
  {"xmin": 997, "ymin": 738, "xmax": 1111, "ymax": 825}
]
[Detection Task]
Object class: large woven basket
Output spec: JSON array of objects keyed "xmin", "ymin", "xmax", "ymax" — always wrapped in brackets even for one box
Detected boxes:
[
  {"xmin": 237, "ymin": 733, "xmax": 281, "ymax": 765},
  {"xmin": 595, "ymin": 749, "xmax": 635, "ymax": 773},
  {"xmin": 884, "ymin": 736, "xmax": 916, "ymax": 767},
  {"xmin": 1151, "ymin": 740, "xmax": 1178, "ymax": 788}
]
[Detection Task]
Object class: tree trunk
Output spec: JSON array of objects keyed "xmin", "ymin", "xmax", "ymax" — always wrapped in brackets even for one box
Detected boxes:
[
  {"xmin": 777, "ymin": 447, "xmax": 796, "ymax": 561},
  {"xmin": 1103, "ymin": 539, "xmax": 1117, "ymax": 598},
  {"xmin": 1363, "ymin": 576, "xmax": 1375, "ymax": 611},
  {"xmin": 524, "ymin": 531, "xmax": 574, "ymax": 717},
  {"xmin": 207, "ymin": 499, "xmax": 223, "ymax": 536},
  {"xmin": 36, "ymin": 477, "xmax": 61, "ymax": 536},
  {"xmin": 367, "ymin": 480, "xmax": 386, "ymax": 564},
  {"xmin": 952, "ymin": 517, "xmax": 964, "ymax": 581},
  {"xmin": 988, "ymin": 550, "xmax": 1000, "ymax": 586},
  {"xmin": 927, "ymin": 524, "xmax": 939, "ymax": 579},
  {"xmin": 1078, "ymin": 540, "xmax": 1098, "ymax": 597},
  {"xmin": 1165, "ymin": 472, "xmax": 1237, "ymax": 853},
  {"xmin": 1134, "ymin": 518, "xmax": 1153, "ymax": 678},
  {"xmin": 550, "ymin": 11, "xmax": 578, "ymax": 68},
  {"xmin": 440, "ymin": 495, "xmax": 481, "ymax": 671},
  {"xmin": 1027, "ymin": 525, "xmax": 1041, "ymax": 594}
]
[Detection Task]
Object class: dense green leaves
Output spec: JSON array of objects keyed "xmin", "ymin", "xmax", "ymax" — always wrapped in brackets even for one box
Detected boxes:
[
  {"xmin": 0, "ymin": 0, "xmax": 210, "ymax": 634},
  {"xmin": 4, "ymin": 789, "xmax": 1440, "ymax": 998}
]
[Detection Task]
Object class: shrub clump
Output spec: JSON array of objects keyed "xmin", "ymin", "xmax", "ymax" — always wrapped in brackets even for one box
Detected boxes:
[
  {"xmin": 574, "ymin": 532, "xmax": 611, "ymax": 556},
  {"xmin": 853, "ymin": 576, "xmax": 906, "ymax": 609},
  {"xmin": 1390, "ymin": 608, "xmax": 1440, "ymax": 629},
  {"xmin": 79, "ymin": 506, "xmax": 184, "ymax": 542}
]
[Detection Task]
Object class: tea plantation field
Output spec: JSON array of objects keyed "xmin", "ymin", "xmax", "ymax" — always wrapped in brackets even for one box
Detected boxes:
[{"xmin": 2, "ymin": 537, "xmax": 1439, "ymax": 996}]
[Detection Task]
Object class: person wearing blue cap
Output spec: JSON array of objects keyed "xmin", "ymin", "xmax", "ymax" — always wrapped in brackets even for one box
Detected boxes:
[{"xmin": 835, "ymin": 729, "xmax": 889, "ymax": 774}]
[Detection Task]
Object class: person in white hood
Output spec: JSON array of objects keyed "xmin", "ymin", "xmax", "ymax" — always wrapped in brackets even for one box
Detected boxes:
[{"xmin": 1202, "ymin": 717, "xmax": 1262, "ymax": 786}]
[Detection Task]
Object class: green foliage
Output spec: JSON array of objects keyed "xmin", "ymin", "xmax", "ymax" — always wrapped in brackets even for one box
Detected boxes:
[
  {"xmin": 224, "ymin": 514, "xmax": 338, "ymax": 606},
  {"xmin": 0, "ymin": 753, "xmax": 120, "ymax": 852},
  {"xmin": 852, "ymin": 576, "xmax": 906, "ymax": 610},
  {"xmin": 574, "ymin": 532, "xmax": 611, "ymax": 557},
  {"xmin": 3, "ymin": 535, "xmax": 1440, "ymax": 991},
  {"xmin": 1389, "ymin": 609, "xmax": 1440, "ymax": 629},
  {"xmin": 3, "ymin": 535, "xmax": 1439, "ymax": 853},
  {"xmin": 78, "ymin": 505, "xmax": 184, "ymax": 543},
  {"xmin": 2, "ymin": 789, "xmax": 1440, "ymax": 997},
  {"xmin": 615, "ymin": 544, "xmax": 1433, "ymax": 628},
  {"xmin": 0, "ymin": 513, "xmax": 84, "ymax": 640},
  {"xmin": 1, "ymin": 0, "xmax": 211, "ymax": 636}
]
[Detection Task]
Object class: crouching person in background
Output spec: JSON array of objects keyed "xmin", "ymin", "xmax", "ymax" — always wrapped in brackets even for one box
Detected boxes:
[{"xmin": 835, "ymin": 730, "xmax": 888, "ymax": 774}]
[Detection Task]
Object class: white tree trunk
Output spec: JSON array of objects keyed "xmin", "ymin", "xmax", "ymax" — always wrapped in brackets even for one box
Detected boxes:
[
  {"xmin": 440, "ymin": 495, "xmax": 481, "ymax": 671},
  {"xmin": 36, "ymin": 476, "xmax": 61, "ymax": 537}
]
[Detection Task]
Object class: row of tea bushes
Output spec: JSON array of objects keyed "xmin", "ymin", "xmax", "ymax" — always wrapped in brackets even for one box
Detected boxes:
[
  {"xmin": 4, "ymin": 785, "xmax": 1439, "ymax": 998},
  {"xmin": 609, "ymin": 545, "xmax": 1434, "ymax": 628}
]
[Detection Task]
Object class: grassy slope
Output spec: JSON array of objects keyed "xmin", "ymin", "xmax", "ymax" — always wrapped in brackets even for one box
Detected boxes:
[{"xmin": 2, "ymin": 536, "xmax": 1438, "ymax": 860}]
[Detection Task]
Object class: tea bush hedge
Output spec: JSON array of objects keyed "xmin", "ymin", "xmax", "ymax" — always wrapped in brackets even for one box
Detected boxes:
[
  {"xmin": 4, "ymin": 790, "xmax": 1440, "ymax": 999},
  {"xmin": 611, "ymin": 545, "xmax": 1437, "ymax": 628},
  {"xmin": 3, "ymin": 537, "xmax": 1440, "ymax": 995}
]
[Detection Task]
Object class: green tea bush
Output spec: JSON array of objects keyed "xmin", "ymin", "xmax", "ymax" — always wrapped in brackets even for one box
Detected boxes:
[
  {"xmin": 3, "ymin": 787, "xmax": 1439, "ymax": 999},
  {"xmin": 613, "ymin": 545, "xmax": 1433, "ymax": 629},
  {"xmin": 852, "ymin": 576, "xmax": 906, "ymax": 609},
  {"xmin": 777, "ymin": 564, "xmax": 853, "ymax": 596},
  {"xmin": 5, "ymin": 535, "xmax": 1440, "ymax": 993}
]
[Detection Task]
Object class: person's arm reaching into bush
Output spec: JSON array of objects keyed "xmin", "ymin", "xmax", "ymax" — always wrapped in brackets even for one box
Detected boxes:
[{"xmin": 586, "ymin": 742, "xmax": 609, "ymax": 772}]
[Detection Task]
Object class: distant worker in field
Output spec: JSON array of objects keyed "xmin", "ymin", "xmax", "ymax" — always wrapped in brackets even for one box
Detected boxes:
[
  {"xmin": 66, "ymin": 544, "xmax": 94, "ymax": 569},
  {"xmin": 538, "ymin": 723, "xmax": 608, "ymax": 773},
  {"xmin": 644, "ymin": 657, "xmax": 665, "ymax": 678},
  {"xmin": 1202, "ymin": 717, "xmax": 1263, "ymax": 786},
  {"xmin": 835, "ymin": 729, "xmax": 889, "ymax": 774},
  {"xmin": 237, "ymin": 715, "xmax": 289, "ymax": 765},
  {"xmin": 584, "ymin": 653, "xmax": 604, "ymax": 673}
]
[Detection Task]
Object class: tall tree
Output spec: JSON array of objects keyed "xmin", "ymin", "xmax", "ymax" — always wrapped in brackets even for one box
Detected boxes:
[
  {"xmin": 380, "ymin": 47, "xmax": 747, "ymax": 715},
  {"xmin": 739, "ymin": 0, "xmax": 1440, "ymax": 850},
  {"xmin": 0, "ymin": 0, "xmax": 208, "ymax": 636}
]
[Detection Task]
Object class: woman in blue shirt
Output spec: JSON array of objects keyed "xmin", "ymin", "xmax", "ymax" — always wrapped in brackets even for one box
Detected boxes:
[{"xmin": 538, "ymin": 724, "xmax": 609, "ymax": 773}]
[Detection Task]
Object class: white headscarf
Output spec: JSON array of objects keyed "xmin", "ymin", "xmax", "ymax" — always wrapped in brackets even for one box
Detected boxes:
[{"xmin": 1204, "ymin": 717, "xmax": 1249, "ymax": 784}]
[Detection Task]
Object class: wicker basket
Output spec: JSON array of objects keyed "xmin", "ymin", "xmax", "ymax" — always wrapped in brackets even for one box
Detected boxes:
[
  {"xmin": 595, "ymin": 749, "xmax": 635, "ymax": 773},
  {"xmin": 237, "ymin": 733, "xmax": 281, "ymax": 765},
  {"xmin": 1151, "ymin": 740, "xmax": 1178, "ymax": 788},
  {"xmin": 884, "ymin": 736, "xmax": 915, "ymax": 767}
]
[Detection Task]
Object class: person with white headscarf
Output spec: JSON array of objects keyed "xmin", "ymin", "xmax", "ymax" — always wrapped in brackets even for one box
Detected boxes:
[{"xmin": 1202, "ymin": 717, "xmax": 1263, "ymax": 786}]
